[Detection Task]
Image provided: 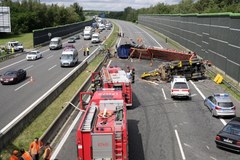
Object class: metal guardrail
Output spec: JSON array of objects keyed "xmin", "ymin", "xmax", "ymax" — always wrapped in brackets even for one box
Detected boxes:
[
  {"xmin": 206, "ymin": 67, "xmax": 240, "ymax": 96},
  {"xmin": 0, "ymin": 46, "xmax": 107, "ymax": 150}
]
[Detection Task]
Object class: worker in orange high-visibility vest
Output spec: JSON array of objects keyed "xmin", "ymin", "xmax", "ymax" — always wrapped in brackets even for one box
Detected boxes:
[
  {"xmin": 20, "ymin": 149, "xmax": 32, "ymax": 160},
  {"xmin": 29, "ymin": 137, "xmax": 43, "ymax": 160},
  {"xmin": 42, "ymin": 142, "xmax": 51, "ymax": 160},
  {"xmin": 9, "ymin": 150, "xmax": 19, "ymax": 160}
]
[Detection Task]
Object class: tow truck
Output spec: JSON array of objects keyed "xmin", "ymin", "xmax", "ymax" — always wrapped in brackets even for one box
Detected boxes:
[
  {"xmin": 76, "ymin": 88, "xmax": 128, "ymax": 160},
  {"xmin": 91, "ymin": 66, "xmax": 134, "ymax": 107}
]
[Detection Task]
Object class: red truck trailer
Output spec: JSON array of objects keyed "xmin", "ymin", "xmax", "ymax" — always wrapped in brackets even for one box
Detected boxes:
[{"xmin": 76, "ymin": 88, "xmax": 128, "ymax": 160}]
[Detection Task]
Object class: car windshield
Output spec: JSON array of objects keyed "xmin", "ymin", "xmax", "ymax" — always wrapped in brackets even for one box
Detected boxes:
[
  {"xmin": 218, "ymin": 102, "xmax": 233, "ymax": 108},
  {"xmin": 50, "ymin": 41, "xmax": 58, "ymax": 45},
  {"xmin": 29, "ymin": 52, "xmax": 37, "ymax": 55},
  {"xmin": 222, "ymin": 123, "xmax": 240, "ymax": 136},
  {"xmin": 92, "ymin": 36, "xmax": 98, "ymax": 39},
  {"xmin": 4, "ymin": 71, "xmax": 17, "ymax": 76},
  {"xmin": 12, "ymin": 43, "xmax": 19, "ymax": 46},
  {"xmin": 173, "ymin": 82, "xmax": 188, "ymax": 89},
  {"xmin": 61, "ymin": 54, "xmax": 73, "ymax": 60}
]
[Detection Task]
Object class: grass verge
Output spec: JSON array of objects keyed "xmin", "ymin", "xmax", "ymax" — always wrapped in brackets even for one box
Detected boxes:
[
  {"xmin": 0, "ymin": 33, "xmax": 33, "ymax": 49},
  {"xmin": 0, "ymin": 22, "xmax": 119, "ymax": 160}
]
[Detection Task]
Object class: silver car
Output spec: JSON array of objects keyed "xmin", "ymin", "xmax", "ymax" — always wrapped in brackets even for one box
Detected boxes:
[{"xmin": 204, "ymin": 93, "xmax": 236, "ymax": 117}]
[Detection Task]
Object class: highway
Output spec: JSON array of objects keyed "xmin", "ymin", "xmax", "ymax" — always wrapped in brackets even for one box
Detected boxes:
[
  {"xmin": 0, "ymin": 28, "xmax": 112, "ymax": 131},
  {"xmin": 52, "ymin": 19, "xmax": 240, "ymax": 160}
]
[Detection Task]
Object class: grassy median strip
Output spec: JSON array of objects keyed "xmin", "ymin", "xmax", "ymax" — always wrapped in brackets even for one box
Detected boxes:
[
  {"xmin": 0, "ymin": 33, "xmax": 33, "ymax": 49},
  {"xmin": 1, "ymin": 22, "xmax": 119, "ymax": 159}
]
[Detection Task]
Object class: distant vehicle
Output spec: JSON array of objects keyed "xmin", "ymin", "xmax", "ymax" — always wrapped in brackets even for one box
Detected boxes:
[
  {"xmin": 49, "ymin": 37, "xmax": 62, "ymax": 50},
  {"xmin": 215, "ymin": 117, "xmax": 240, "ymax": 152},
  {"xmin": 0, "ymin": 69, "xmax": 27, "ymax": 85},
  {"xmin": 105, "ymin": 23, "xmax": 112, "ymax": 30},
  {"xmin": 98, "ymin": 23, "xmax": 105, "ymax": 31},
  {"xmin": 68, "ymin": 37, "xmax": 76, "ymax": 43},
  {"xmin": 204, "ymin": 93, "xmax": 236, "ymax": 117},
  {"xmin": 6, "ymin": 41, "xmax": 24, "ymax": 52},
  {"xmin": 74, "ymin": 34, "xmax": 80, "ymax": 40},
  {"xmin": 60, "ymin": 47, "xmax": 78, "ymax": 67},
  {"xmin": 26, "ymin": 50, "xmax": 42, "ymax": 60},
  {"xmin": 64, "ymin": 44, "xmax": 75, "ymax": 49},
  {"xmin": 91, "ymin": 33, "xmax": 100, "ymax": 43},
  {"xmin": 170, "ymin": 76, "xmax": 191, "ymax": 99},
  {"xmin": 83, "ymin": 26, "xmax": 93, "ymax": 40}
]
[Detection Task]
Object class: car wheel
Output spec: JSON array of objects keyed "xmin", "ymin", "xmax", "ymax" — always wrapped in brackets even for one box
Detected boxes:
[{"xmin": 211, "ymin": 110, "xmax": 215, "ymax": 117}]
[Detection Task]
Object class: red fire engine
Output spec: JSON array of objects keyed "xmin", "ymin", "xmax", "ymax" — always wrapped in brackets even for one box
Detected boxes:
[
  {"xmin": 76, "ymin": 88, "xmax": 128, "ymax": 160},
  {"xmin": 91, "ymin": 66, "xmax": 133, "ymax": 107}
]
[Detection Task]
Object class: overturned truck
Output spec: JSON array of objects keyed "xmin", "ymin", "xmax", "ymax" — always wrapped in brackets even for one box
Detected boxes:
[{"xmin": 118, "ymin": 44, "xmax": 207, "ymax": 81}]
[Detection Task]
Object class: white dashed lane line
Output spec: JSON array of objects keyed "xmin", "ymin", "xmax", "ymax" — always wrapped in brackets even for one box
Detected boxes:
[
  {"xmin": 48, "ymin": 65, "xmax": 57, "ymax": 71},
  {"xmin": 175, "ymin": 129, "xmax": 186, "ymax": 160},
  {"xmin": 190, "ymin": 80, "xmax": 227, "ymax": 126},
  {"xmin": 162, "ymin": 88, "xmax": 167, "ymax": 100},
  {"xmin": 14, "ymin": 81, "xmax": 31, "ymax": 91},
  {"xmin": 47, "ymin": 55, "xmax": 54, "ymax": 59},
  {"xmin": 24, "ymin": 65, "xmax": 33, "ymax": 70}
]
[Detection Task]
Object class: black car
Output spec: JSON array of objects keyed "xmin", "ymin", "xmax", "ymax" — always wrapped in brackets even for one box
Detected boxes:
[
  {"xmin": 0, "ymin": 69, "xmax": 27, "ymax": 84},
  {"xmin": 215, "ymin": 117, "xmax": 240, "ymax": 152}
]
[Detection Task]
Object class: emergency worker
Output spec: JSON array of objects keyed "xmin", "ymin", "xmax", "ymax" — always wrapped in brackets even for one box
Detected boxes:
[
  {"xmin": 86, "ymin": 47, "xmax": 90, "ymax": 56},
  {"xmin": 83, "ymin": 47, "xmax": 86, "ymax": 56},
  {"xmin": 9, "ymin": 150, "xmax": 19, "ymax": 160},
  {"xmin": 20, "ymin": 149, "xmax": 32, "ymax": 160},
  {"xmin": 42, "ymin": 142, "xmax": 51, "ymax": 160},
  {"xmin": 29, "ymin": 138, "xmax": 43, "ymax": 160}
]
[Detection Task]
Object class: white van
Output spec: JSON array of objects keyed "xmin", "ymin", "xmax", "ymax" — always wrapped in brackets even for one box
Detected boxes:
[
  {"xmin": 91, "ymin": 33, "xmax": 100, "ymax": 43},
  {"xmin": 49, "ymin": 37, "xmax": 62, "ymax": 50},
  {"xmin": 60, "ymin": 47, "xmax": 78, "ymax": 67},
  {"xmin": 6, "ymin": 41, "xmax": 24, "ymax": 52},
  {"xmin": 83, "ymin": 26, "xmax": 93, "ymax": 40},
  {"xmin": 171, "ymin": 76, "xmax": 191, "ymax": 99}
]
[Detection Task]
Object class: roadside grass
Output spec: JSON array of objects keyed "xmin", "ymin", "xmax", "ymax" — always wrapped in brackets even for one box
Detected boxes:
[
  {"xmin": 0, "ymin": 33, "xmax": 33, "ymax": 49},
  {"xmin": 0, "ymin": 22, "xmax": 119, "ymax": 160}
]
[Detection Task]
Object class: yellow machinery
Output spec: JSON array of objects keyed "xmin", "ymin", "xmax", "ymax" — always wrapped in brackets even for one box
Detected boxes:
[{"xmin": 141, "ymin": 69, "xmax": 160, "ymax": 80}]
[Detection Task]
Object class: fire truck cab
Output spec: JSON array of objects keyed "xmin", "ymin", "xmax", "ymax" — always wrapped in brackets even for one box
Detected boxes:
[
  {"xmin": 76, "ymin": 88, "xmax": 128, "ymax": 160},
  {"xmin": 91, "ymin": 66, "xmax": 133, "ymax": 107}
]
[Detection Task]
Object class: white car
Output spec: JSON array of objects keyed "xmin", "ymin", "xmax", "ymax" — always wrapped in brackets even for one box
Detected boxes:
[
  {"xmin": 26, "ymin": 50, "xmax": 42, "ymax": 60},
  {"xmin": 171, "ymin": 76, "xmax": 191, "ymax": 99}
]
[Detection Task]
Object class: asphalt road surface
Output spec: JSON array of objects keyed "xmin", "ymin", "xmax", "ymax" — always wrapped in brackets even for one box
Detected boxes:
[
  {"xmin": 52, "ymin": 20, "xmax": 240, "ymax": 160},
  {"xmin": 0, "ymin": 28, "xmax": 112, "ymax": 131}
]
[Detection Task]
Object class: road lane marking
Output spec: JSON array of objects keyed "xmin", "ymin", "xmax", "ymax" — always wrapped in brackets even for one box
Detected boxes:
[
  {"xmin": 15, "ymin": 81, "xmax": 31, "ymax": 91},
  {"xmin": 175, "ymin": 129, "xmax": 186, "ymax": 160},
  {"xmin": 206, "ymin": 145, "xmax": 210, "ymax": 150},
  {"xmin": 162, "ymin": 88, "xmax": 167, "ymax": 100},
  {"xmin": 0, "ymin": 59, "xmax": 26, "ymax": 71},
  {"xmin": 210, "ymin": 156, "xmax": 217, "ymax": 160},
  {"xmin": 190, "ymin": 80, "xmax": 227, "ymax": 126},
  {"xmin": 183, "ymin": 143, "xmax": 192, "ymax": 148},
  {"xmin": 24, "ymin": 65, "xmax": 33, "ymax": 70},
  {"xmin": 107, "ymin": 60, "xmax": 112, "ymax": 68},
  {"xmin": 51, "ymin": 111, "xmax": 83, "ymax": 159},
  {"xmin": 47, "ymin": 55, "xmax": 54, "ymax": 59},
  {"xmin": 48, "ymin": 65, "xmax": 57, "ymax": 71}
]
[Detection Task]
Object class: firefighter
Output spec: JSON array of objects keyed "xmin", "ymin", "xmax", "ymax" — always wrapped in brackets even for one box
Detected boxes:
[
  {"xmin": 29, "ymin": 137, "xmax": 43, "ymax": 160},
  {"xmin": 83, "ymin": 47, "xmax": 86, "ymax": 56},
  {"xmin": 9, "ymin": 150, "xmax": 19, "ymax": 160},
  {"xmin": 20, "ymin": 149, "xmax": 32, "ymax": 160},
  {"xmin": 91, "ymin": 80, "xmax": 96, "ymax": 92},
  {"xmin": 42, "ymin": 142, "xmax": 51, "ymax": 160},
  {"xmin": 131, "ymin": 68, "xmax": 135, "ymax": 83},
  {"xmin": 86, "ymin": 47, "xmax": 90, "ymax": 56}
]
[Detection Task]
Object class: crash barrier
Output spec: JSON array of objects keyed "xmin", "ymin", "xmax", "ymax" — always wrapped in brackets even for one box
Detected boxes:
[
  {"xmin": 0, "ymin": 47, "xmax": 106, "ymax": 150},
  {"xmin": 0, "ymin": 52, "xmax": 24, "ymax": 62},
  {"xmin": 40, "ymin": 55, "xmax": 108, "ymax": 145},
  {"xmin": 33, "ymin": 20, "xmax": 93, "ymax": 47}
]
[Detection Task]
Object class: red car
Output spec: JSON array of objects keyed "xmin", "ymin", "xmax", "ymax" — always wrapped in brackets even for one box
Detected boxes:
[{"xmin": 0, "ymin": 69, "xmax": 27, "ymax": 84}]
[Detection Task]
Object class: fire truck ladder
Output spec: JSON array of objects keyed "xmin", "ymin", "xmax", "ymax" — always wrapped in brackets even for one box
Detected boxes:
[
  {"xmin": 102, "ymin": 67, "xmax": 112, "ymax": 83},
  {"xmin": 82, "ymin": 105, "xmax": 97, "ymax": 131},
  {"xmin": 114, "ymin": 106, "xmax": 124, "ymax": 160}
]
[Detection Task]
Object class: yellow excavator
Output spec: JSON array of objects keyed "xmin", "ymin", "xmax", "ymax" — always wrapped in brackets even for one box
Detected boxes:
[{"xmin": 141, "ymin": 69, "xmax": 160, "ymax": 80}]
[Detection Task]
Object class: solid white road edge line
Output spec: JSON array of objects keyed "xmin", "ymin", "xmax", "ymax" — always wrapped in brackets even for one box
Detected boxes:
[
  {"xmin": 135, "ymin": 25, "xmax": 163, "ymax": 48},
  {"xmin": 50, "ymin": 111, "xmax": 83, "ymax": 160},
  {"xmin": 190, "ymin": 80, "xmax": 227, "ymax": 126},
  {"xmin": 175, "ymin": 129, "xmax": 186, "ymax": 160},
  {"xmin": 162, "ymin": 88, "xmax": 167, "ymax": 100}
]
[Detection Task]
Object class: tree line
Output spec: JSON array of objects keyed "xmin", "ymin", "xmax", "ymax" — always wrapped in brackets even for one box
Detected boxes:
[
  {"xmin": 1, "ymin": 0, "xmax": 85, "ymax": 34},
  {"xmin": 107, "ymin": 0, "xmax": 240, "ymax": 22}
]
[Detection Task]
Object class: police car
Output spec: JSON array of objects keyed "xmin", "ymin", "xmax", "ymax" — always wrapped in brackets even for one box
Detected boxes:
[
  {"xmin": 170, "ymin": 76, "xmax": 191, "ymax": 99},
  {"xmin": 204, "ymin": 93, "xmax": 236, "ymax": 117}
]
